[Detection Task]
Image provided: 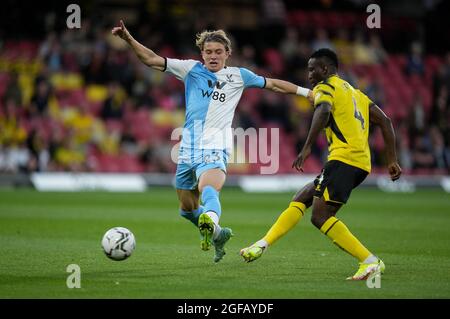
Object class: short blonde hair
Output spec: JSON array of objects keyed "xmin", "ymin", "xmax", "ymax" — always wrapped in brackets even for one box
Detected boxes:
[{"xmin": 195, "ymin": 30, "xmax": 232, "ymax": 54}]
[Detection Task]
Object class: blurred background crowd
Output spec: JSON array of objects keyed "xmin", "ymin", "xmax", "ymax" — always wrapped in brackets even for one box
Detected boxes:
[{"xmin": 0, "ymin": 0, "xmax": 449, "ymax": 175}]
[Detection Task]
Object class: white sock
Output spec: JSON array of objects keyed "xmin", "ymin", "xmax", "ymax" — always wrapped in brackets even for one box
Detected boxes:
[
  {"xmin": 255, "ymin": 239, "xmax": 269, "ymax": 250},
  {"xmin": 363, "ymin": 254, "xmax": 378, "ymax": 264},
  {"xmin": 205, "ymin": 211, "xmax": 221, "ymax": 240}
]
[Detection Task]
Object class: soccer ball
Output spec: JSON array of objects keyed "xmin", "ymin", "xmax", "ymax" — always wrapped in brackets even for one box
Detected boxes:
[{"xmin": 101, "ymin": 227, "xmax": 136, "ymax": 261}]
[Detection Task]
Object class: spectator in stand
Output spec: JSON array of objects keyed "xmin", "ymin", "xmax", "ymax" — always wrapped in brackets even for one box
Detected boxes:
[
  {"xmin": 0, "ymin": 99, "xmax": 32, "ymax": 173},
  {"xmin": 284, "ymin": 41, "xmax": 310, "ymax": 87},
  {"xmin": 409, "ymin": 93, "xmax": 426, "ymax": 132},
  {"xmin": 353, "ymin": 30, "xmax": 374, "ymax": 64},
  {"xmin": 442, "ymin": 52, "xmax": 450, "ymax": 90},
  {"xmin": 411, "ymin": 131, "xmax": 436, "ymax": 169},
  {"xmin": 234, "ymin": 103, "xmax": 259, "ymax": 130},
  {"xmin": 293, "ymin": 119, "xmax": 321, "ymax": 160},
  {"xmin": 120, "ymin": 123, "xmax": 138, "ymax": 155},
  {"xmin": 261, "ymin": 0, "xmax": 287, "ymax": 46},
  {"xmin": 26, "ymin": 130, "xmax": 50, "ymax": 172},
  {"xmin": 431, "ymin": 85, "xmax": 449, "ymax": 136},
  {"xmin": 34, "ymin": 64, "xmax": 51, "ymax": 88},
  {"xmin": 101, "ymin": 82, "xmax": 125, "ymax": 119},
  {"xmin": 368, "ymin": 34, "xmax": 387, "ymax": 64},
  {"xmin": 138, "ymin": 85, "xmax": 157, "ymax": 109},
  {"xmin": 406, "ymin": 41, "xmax": 425, "ymax": 76},
  {"xmin": 257, "ymin": 91, "xmax": 292, "ymax": 132},
  {"xmin": 66, "ymin": 103, "xmax": 96, "ymax": 145},
  {"xmin": 397, "ymin": 124, "xmax": 413, "ymax": 171},
  {"xmin": 82, "ymin": 47, "xmax": 109, "ymax": 84},
  {"xmin": 339, "ymin": 67, "xmax": 358, "ymax": 88},
  {"xmin": 53, "ymin": 134, "xmax": 86, "ymax": 172},
  {"xmin": 38, "ymin": 32, "xmax": 62, "ymax": 72},
  {"xmin": 332, "ymin": 29, "xmax": 353, "ymax": 67},
  {"xmin": 280, "ymin": 27, "xmax": 300, "ymax": 62},
  {"xmin": 311, "ymin": 28, "xmax": 335, "ymax": 52},
  {"xmin": 364, "ymin": 76, "xmax": 385, "ymax": 107},
  {"xmin": 131, "ymin": 66, "xmax": 151, "ymax": 103},
  {"xmin": 0, "ymin": 141, "xmax": 31, "ymax": 173},
  {"xmin": 429, "ymin": 126, "xmax": 448, "ymax": 170},
  {"xmin": 4, "ymin": 72, "xmax": 22, "ymax": 107},
  {"xmin": 0, "ymin": 98, "xmax": 27, "ymax": 146},
  {"xmin": 239, "ymin": 44, "xmax": 258, "ymax": 71},
  {"xmin": 30, "ymin": 80, "xmax": 52, "ymax": 115}
]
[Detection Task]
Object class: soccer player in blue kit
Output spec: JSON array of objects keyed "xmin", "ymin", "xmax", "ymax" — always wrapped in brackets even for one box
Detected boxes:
[{"xmin": 112, "ymin": 21, "xmax": 313, "ymax": 262}]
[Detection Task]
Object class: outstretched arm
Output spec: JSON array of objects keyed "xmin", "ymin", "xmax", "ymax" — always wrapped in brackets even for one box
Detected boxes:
[
  {"xmin": 369, "ymin": 103, "xmax": 402, "ymax": 181},
  {"xmin": 265, "ymin": 78, "xmax": 314, "ymax": 103},
  {"xmin": 112, "ymin": 20, "xmax": 165, "ymax": 71},
  {"xmin": 292, "ymin": 102, "xmax": 331, "ymax": 171}
]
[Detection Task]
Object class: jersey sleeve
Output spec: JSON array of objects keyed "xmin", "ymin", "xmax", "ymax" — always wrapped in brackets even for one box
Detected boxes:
[
  {"xmin": 239, "ymin": 68, "xmax": 266, "ymax": 88},
  {"xmin": 360, "ymin": 90, "xmax": 374, "ymax": 106},
  {"xmin": 165, "ymin": 58, "xmax": 198, "ymax": 81},
  {"xmin": 313, "ymin": 83, "xmax": 335, "ymax": 108}
]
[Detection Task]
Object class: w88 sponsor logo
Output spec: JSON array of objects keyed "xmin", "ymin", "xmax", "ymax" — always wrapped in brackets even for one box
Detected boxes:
[{"xmin": 200, "ymin": 89, "xmax": 226, "ymax": 102}]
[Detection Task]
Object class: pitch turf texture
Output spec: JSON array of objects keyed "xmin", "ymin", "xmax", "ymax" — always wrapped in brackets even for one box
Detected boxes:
[{"xmin": 0, "ymin": 187, "xmax": 449, "ymax": 299}]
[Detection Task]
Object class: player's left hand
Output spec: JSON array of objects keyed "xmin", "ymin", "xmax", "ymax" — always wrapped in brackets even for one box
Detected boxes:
[
  {"xmin": 112, "ymin": 20, "xmax": 131, "ymax": 42},
  {"xmin": 292, "ymin": 146, "xmax": 311, "ymax": 172},
  {"xmin": 388, "ymin": 162, "xmax": 402, "ymax": 181}
]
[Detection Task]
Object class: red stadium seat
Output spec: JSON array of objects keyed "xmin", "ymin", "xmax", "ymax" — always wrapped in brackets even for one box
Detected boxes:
[
  {"xmin": 263, "ymin": 49, "xmax": 285, "ymax": 76},
  {"xmin": 118, "ymin": 154, "xmax": 145, "ymax": 173},
  {"xmin": 87, "ymin": 100, "xmax": 103, "ymax": 117},
  {"xmin": 325, "ymin": 12, "xmax": 343, "ymax": 29},
  {"xmin": 95, "ymin": 154, "xmax": 144, "ymax": 173},
  {"xmin": 425, "ymin": 55, "xmax": 442, "ymax": 73},
  {"xmin": 301, "ymin": 156, "xmax": 322, "ymax": 173},
  {"xmin": 310, "ymin": 11, "xmax": 329, "ymax": 29},
  {"xmin": 105, "ymin": 119, "xmax": 124, "ymax": 134},
  {"xmin": 287, "ymin": 11, "xmax": 310, "ymax": 27},
  {"xmin": 340, "ymin": 12, "xmax": 358, "ymax": 28}
]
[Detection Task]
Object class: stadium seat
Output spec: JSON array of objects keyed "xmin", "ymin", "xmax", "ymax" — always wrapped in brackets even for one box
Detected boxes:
[
  {"xmin": 118, "ymin": 153, "xmax": 145, "ymax": 173},
  {"xmin": 105, "ymin": 119, "xmax": 123, "ymax": 134},
  {"xmin": 325, "ymin": 12, "xmax": 343, "ymax": 29},
  {"xmin": 287, "ymin": 11, "xmax": 310, "ymax": 28},
  {"xmin": 263, "ymin": 49, "xmax": 285, "ymax": 76},
  {"xmin": 310, "ymin": 11, "xmax": 329, "ymax": 29},
  {"xmin": 340, "ymin": 12, "xmax": 358, "ymax": 28},
  {"xmin": 96, "ymin": 154, "xmax": 121, "ymax": 172}
]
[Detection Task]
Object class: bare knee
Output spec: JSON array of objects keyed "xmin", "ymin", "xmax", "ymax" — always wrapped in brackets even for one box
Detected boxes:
[
  {"xmin": 310, "ymin": 198, "xmax": 341, "ymax": 229},
  {"xmin": 198, "ymin": 169, "xmax": 225, "ymax": 193},
  {"xmin": 292, "ymin": 182, "xmax": 316, "ymax": 207},
  {"xmin": 311, "ymin": 213, "xmax": 327, "ymax": 229}
]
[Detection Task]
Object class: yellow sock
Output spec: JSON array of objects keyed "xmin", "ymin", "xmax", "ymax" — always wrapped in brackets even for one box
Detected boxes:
[
  {"xmin": 263, "ymin": 202, "xmax": 306, "ymax": 246},
  {"xmin": 320, "ymin": 216, "xmax": 371, "ymax": 262}
]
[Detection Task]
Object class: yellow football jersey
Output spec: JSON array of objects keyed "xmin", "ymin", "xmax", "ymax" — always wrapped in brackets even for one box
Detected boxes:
[{"xmin": 312, "ymin": 75, "xmax": 372, "ymax": 173}]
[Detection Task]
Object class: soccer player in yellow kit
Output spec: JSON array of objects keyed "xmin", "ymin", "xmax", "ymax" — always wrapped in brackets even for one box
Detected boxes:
[{"xmin": 240, "ymin": 48, "xmax": 402, "ymax": 280}]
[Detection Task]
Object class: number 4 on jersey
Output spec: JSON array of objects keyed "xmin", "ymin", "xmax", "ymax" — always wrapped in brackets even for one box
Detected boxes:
[{"xmin": 352, "ymin": 97, "xmax": 365, "ymax": 129}]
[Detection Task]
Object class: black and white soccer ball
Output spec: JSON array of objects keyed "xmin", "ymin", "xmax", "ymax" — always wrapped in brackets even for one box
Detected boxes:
[{"xmin": 101, "ymin": 227, "xmax": 136, "ymax": 261}]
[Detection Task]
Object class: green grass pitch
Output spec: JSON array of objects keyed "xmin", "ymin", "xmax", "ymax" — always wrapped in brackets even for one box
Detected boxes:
[{"xmin": 0, "ymin": 187, "xmax": 449, "ymax": 298}]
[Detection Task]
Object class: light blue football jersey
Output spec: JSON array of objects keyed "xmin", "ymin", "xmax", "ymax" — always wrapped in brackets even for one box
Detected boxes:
[{"xmin": 164, "ymin": 58, "xmax": 265, "ymax": 163}]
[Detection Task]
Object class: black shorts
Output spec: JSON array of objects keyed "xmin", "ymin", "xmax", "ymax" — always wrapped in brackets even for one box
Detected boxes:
[{"xmin": 314, "ymin": 160, "xmax": 368, "ymax": 205}]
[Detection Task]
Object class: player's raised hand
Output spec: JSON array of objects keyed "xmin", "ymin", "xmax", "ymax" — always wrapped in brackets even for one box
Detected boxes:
[
  {"xmin": 388, "ymin": 162, "xmax": 402, "ymax": 181},
  {"xmin": 292, "ymin": 146, "xmax": 311, "ymax": 172},
  {"xmin": 112, "ymin": 20, "xmax": 131, "ymax": 42}
]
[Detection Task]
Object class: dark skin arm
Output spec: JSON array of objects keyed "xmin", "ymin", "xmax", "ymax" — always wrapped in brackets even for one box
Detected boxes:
[
  {"xmin": 292, "ymin": 102, "xmax": 331, "ymax": 171},
  {"xmin": 369, "ymin": 103, "xmax": 402, "ymax": 181}
]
